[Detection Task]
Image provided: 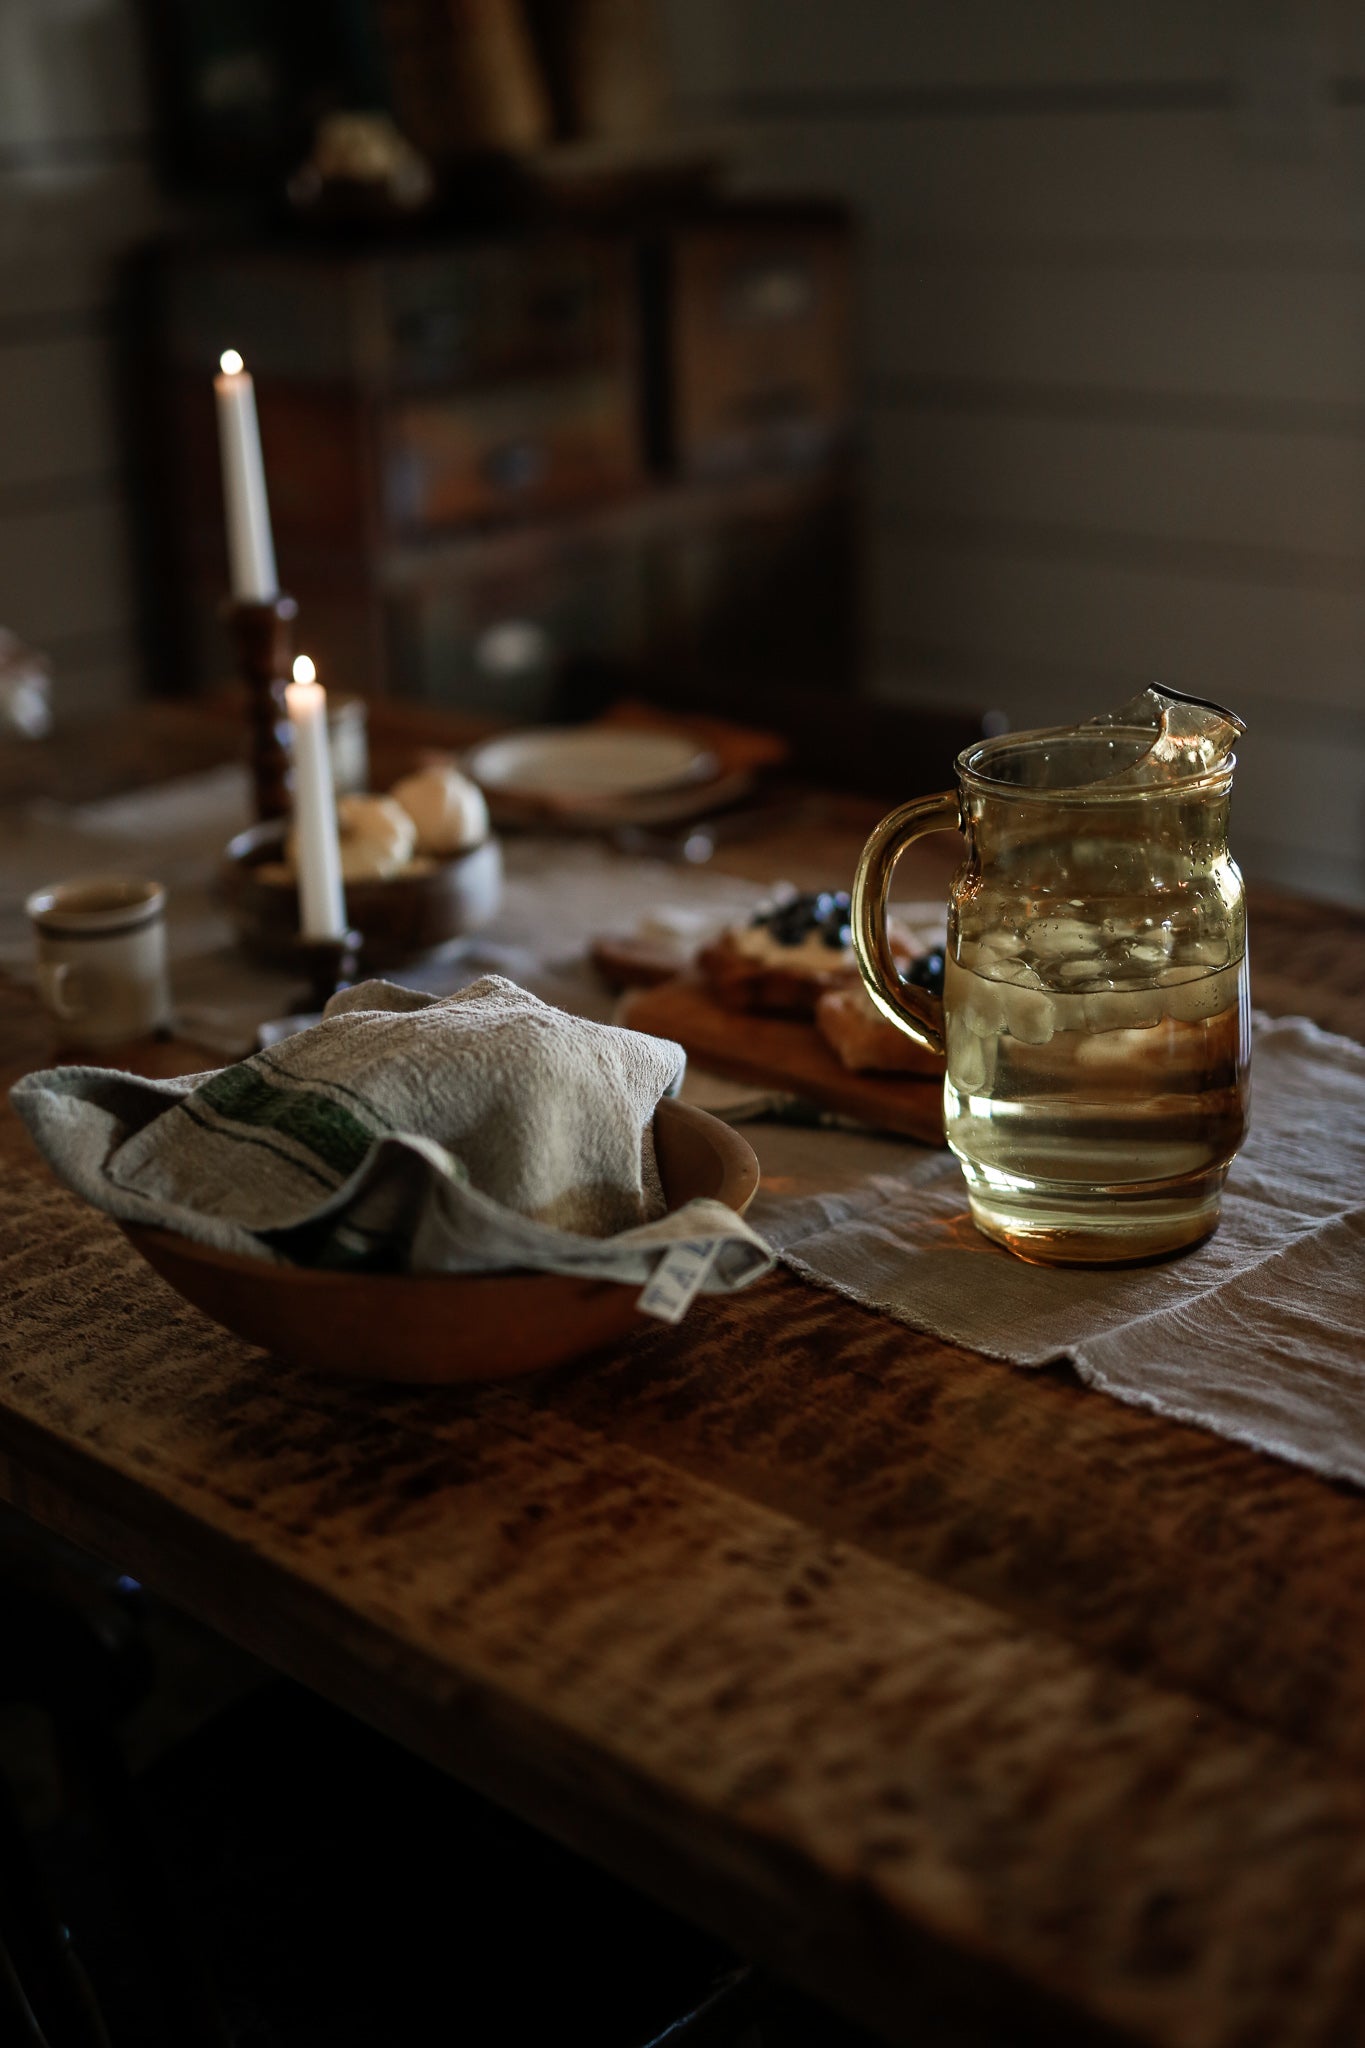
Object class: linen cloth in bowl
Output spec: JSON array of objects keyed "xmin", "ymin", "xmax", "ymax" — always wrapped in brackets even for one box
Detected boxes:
[{"xmin": 11, "ymin": 976, "xmax": 772, "ymax": 1296}]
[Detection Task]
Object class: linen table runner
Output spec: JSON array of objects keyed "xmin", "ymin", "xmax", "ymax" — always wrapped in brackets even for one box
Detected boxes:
[{"xmin": 752, "ymin": 1016, "xmax": 1365, "ymax": 1490}]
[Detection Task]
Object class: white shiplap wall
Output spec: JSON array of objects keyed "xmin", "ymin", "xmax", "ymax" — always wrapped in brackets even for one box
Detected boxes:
[
  {"xmin": 664, "ymin": 0, "xmax": 1365, "ymax": 905},
  {"xmin": 0, "ymin": 0, "xmax": 167, "ymax": 716},
  {"xmin": 4, "ymin": 1, "xmax": 1362, "ymax": 901}
]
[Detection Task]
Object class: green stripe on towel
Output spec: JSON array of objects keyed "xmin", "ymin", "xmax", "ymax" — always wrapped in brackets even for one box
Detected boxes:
[{"xmin": 197, "ymin": 1064, "xmax": 377, "ymax": 1181}]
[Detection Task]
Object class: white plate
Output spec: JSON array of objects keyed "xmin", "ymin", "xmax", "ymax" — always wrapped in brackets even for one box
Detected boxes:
[{"xmin": 465, "ymin": 728, "xmax": 717, "ymax": 804}]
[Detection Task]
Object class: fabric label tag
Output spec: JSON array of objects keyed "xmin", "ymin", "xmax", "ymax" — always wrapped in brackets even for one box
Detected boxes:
[{"xmin": 637, "ymin": 1239, "xmax": 721, "ymax": 1324}]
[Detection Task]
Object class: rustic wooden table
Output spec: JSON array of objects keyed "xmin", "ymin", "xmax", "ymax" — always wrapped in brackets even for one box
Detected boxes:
[{"xmin": 2, "ymin": 707, "xmax": 1364, "ymax": 2048}]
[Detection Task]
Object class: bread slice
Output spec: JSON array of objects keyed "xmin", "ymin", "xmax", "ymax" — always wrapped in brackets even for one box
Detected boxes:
[
  {"xmin": 696, "ymin": 929, "xmax": 862, "ymax": 1016},
  {"xmin": 815, "ymin": 981, "xmax": 945, "ymax": 1076}
]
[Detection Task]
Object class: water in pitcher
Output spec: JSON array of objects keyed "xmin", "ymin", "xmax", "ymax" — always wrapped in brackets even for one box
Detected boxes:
[{"xmin": 944, "ymin": 897, "xmax": 1251, "ymax": 1262}]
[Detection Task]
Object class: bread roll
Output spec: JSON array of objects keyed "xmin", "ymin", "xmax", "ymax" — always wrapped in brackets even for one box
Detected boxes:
[
  {"xmin": 391, "ymin": 764, "xmax": 489, "ymax": 856},
  {"xmin": 288, "ymin": 793, "xmax": 415, "ymax": 882}
]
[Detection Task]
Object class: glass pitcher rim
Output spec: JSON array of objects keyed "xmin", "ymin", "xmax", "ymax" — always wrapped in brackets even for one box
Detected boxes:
[{"xmin": 956, "ymin": 722, "xmax": 1237, "ymax": 804}]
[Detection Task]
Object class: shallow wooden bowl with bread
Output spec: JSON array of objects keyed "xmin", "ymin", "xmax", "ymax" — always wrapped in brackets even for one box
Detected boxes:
[
  {"xmin": 222, "ymin": 818, "xmax": 503, "ymax": 971},
  {"xmin": 121, "ymin": 1100, "xmax": 760, "ymax": 1385}
]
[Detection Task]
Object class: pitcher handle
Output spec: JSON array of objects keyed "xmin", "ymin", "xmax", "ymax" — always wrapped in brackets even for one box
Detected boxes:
[{"xmin": 851, "ymin": 789, "xmax": 960, "ymax": 1058}]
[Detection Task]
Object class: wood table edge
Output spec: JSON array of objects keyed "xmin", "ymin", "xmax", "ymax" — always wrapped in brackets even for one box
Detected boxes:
[{"xmin": 0, "ymin": 1409, "xmax": 1135, "ymax": 2048}]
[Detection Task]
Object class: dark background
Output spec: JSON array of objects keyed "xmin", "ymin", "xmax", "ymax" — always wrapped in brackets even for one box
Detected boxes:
[{"xmin": 0, "ymin": 0, "xmax": 1360, "ymax": 904}]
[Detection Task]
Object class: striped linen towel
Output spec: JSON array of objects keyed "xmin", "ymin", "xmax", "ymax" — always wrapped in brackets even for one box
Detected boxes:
[{"xmin": 11, "ymin": 976, "xmax": 771, "ymax": 1297}]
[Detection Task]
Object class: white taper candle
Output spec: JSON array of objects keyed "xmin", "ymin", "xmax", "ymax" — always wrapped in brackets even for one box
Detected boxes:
[
  {"xmin": 214, "ymin": 349, "xmax": 279, "ymax": 602},
  {"xmin": 285, "ymin": 657, "xmax": 348, "ymax": 941}
]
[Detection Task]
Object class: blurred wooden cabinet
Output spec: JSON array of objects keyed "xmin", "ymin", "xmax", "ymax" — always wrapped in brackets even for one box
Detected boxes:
[
  {"xmin": 642, "ymin": 202, "xmax": 853, "ymax": 477},
  {"xmin": 142, "ymin": 203, "xmax": 858, "ymax": 716}
]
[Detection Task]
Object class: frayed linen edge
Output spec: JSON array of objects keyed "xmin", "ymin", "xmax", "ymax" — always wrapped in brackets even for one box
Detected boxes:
[
  {"xmin": 1068, "ymin": 1348, "xmax": 1365, "ymax": 1492},
  {"xmin": 778, "ymin": 1245, "xmax": 1365, "ymax": 1493},
  {"xmin": 776, "ymin": 1247, "xmax": 1062, "ymax": 1369}
]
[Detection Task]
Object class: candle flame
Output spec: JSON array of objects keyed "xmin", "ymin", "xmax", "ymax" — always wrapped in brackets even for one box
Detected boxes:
[
  {"xmin": 219, "ymin": 349, "xmax": 245, "ymax": 376},
  {"xmin": 292, "ymin": 654, "xmax": 317, "ymax": 685}
]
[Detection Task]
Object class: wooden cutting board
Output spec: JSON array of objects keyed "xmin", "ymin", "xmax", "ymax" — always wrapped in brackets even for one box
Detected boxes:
[{"xmin": 623, "ymin": 977, "xmax": 946, "ymax": 1146}]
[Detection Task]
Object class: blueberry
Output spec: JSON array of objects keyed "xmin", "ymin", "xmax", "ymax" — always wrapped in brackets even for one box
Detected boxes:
[
  {"xmin": 905, "ymin": 948, "xmax": 945, "ymax": 995},
  {"xmin": 755, "ymin": 889, "xmax": 857, "ymax": 948}
]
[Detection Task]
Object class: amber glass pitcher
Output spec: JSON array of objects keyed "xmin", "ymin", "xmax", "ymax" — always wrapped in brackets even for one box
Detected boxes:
[{"xmin": 851, "ymin": 689, "xmax": 1251, "ymax": 1264}]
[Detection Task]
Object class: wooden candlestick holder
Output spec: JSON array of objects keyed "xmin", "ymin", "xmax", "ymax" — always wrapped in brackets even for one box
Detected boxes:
[{"xmin": 228, "ymin": 593, "xmax": 298, "ymax": 822}]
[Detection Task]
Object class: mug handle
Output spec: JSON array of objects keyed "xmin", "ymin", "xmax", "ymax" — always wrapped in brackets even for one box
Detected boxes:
[
  {"xmin": 851, "ymin": 790, "xmax": 960, "ymax": 1058},
  {"xmin": 36, "ymin": 960, "xmax": 84, "ymax": 1022}
]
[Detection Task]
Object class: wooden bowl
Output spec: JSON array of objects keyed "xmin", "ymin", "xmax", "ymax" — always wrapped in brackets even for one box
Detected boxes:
[
  {"xmin": 221, "ymin": 820, "xmax": 503, "ymax": 971},
  {"xmin": 121, "ymin": 1100, "xmax": 760, "ymax": 1385}
]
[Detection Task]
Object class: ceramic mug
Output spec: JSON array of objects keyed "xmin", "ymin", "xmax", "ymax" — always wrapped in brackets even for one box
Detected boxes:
[{"xmin": 25, "ymin": 876, "xmax": 172, "ymax": 1048}]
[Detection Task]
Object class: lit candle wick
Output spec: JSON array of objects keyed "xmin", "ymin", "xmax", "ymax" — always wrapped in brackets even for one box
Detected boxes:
[
  {"xmin": 292, "ymin": 654, "xmax": 317, "ymax": 686},
  {"xmin": 219, "ymin": 348, "xmax": 244, "ymax": 376}
]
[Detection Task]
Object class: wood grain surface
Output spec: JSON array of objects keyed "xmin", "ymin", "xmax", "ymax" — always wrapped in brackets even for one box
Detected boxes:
[{"xmin": 1, "ymin": 712, "xmax": 1364, "ymax": 2047}]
